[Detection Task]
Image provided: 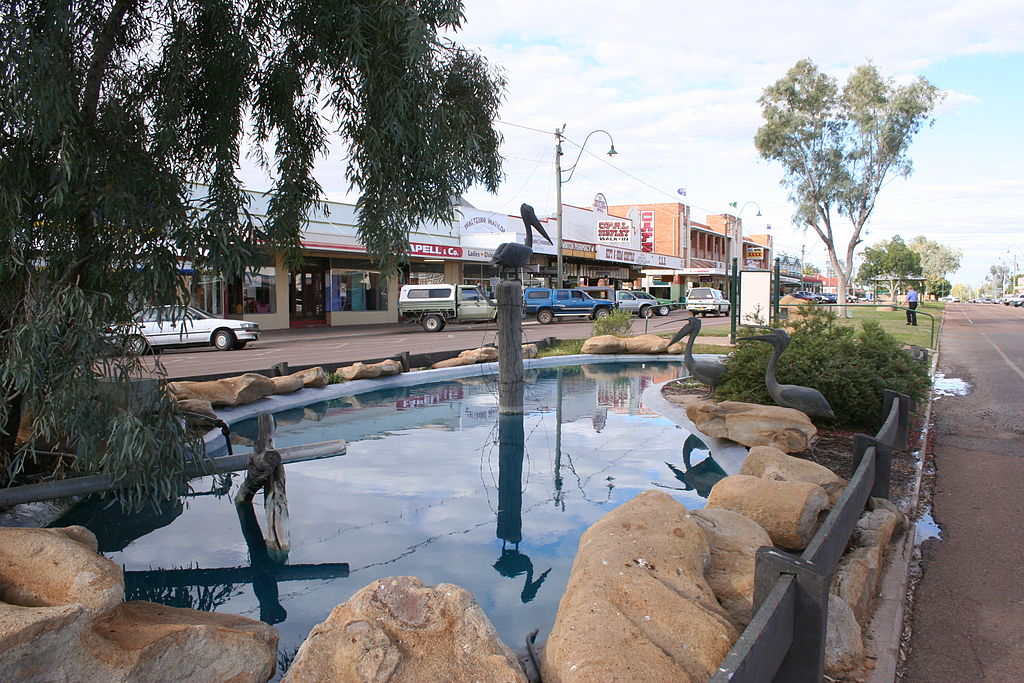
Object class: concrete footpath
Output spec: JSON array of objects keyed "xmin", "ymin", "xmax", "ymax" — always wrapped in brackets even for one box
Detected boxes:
[{"xmin": 903, "ymin": 303, "xmax": 1024, "ymax": 680}]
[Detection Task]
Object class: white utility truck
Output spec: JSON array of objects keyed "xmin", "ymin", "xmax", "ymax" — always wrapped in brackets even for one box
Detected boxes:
[{"xmin": 398, "ymin": 284, "xmax": 497, "ymax": 332}]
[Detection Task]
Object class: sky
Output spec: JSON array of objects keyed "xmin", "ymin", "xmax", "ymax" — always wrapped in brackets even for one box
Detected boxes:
[{"xmin": 245, "ymin": 0, "xmax": 1024, "ymax": 288}]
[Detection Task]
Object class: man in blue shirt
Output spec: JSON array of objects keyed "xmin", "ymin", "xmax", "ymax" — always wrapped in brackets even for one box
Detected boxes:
[{"xmin": 906, "ymin": 286, "xmax": 919, "ymax": 325}]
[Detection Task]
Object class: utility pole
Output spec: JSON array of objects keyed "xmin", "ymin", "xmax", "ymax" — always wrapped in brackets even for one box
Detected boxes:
[{"xmin": 554, "ymin": 126, "xmax": 564, "ymax": 288}]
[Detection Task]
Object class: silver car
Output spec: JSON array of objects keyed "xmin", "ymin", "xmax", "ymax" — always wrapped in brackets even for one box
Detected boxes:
[{"xmin": 121, "ymin": 306, "xmax": 260, "ymax": 353}]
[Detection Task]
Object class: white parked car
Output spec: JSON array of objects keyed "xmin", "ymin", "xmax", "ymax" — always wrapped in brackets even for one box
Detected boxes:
[{"xmin": 114, "ymin": 306, "xmax": 260, "ymax": 353}]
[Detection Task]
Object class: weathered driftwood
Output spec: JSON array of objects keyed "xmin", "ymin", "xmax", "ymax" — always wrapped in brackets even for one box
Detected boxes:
[
  {"xmin": 263, "ymin": 465, "xmax": 290, "ymax": 562},
  {"xmin": 234, "ymin": 413, "xmax": 291, "ymax": 561},
  {"xmin": 497, "ymin": 281, "xmax": 525, "ymax": 415}
]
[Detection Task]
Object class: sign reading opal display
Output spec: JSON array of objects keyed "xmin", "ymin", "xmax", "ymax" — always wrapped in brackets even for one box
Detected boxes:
[{"xmin": 597, "ymin": 220, "xmax": 632, "ymax": 243}]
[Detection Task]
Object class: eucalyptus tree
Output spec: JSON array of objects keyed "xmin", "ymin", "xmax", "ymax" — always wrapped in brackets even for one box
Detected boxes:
[
  {"xmin": 0, "ymin": 0, "xmax": 504, "ymax": 503},
  {"xmin": 756, "ymin": 59, "xmax": 942, "ymax": 311},
  {"xmin": 856, "ymin": 235, "xmax": 922, "ymax": 300},
  {"xmin": 908, "ymin": 235, "xmax": 962, "ymax": 297}
]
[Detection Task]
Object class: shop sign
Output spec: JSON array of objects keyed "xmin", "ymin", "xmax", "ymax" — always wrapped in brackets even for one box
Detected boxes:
[
  {"xmin": 592, "ymin": 193, "xmax": 608, "ymax": 214},
  {"xmin": 640, "ymin": 210, "xmax": 654, "ymax": 252},
  {"xmin": 464, "ymin": 247, "xmax": 496, "ymax": 261},
  {"xmin": 461, "ymin": 214, "xmax": 507, "ymax": 234},
  {"xmin": 409, "ymin": 242, "xmax": 463, "ymax": 258},
  {"xmin": 745, "ymin": 246, "xmax": 764, "ymax": 259},
  {"xmin": 597, "ymin": 220, "xmax": 632, "ymax": 243}
]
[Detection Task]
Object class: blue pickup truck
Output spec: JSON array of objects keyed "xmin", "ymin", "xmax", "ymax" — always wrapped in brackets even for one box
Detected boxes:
[{"xmin": 523, "ymin": 287, "xmax": 618, "ymax": 324}]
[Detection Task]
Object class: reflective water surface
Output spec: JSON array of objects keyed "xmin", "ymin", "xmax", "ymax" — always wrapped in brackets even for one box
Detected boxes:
[{"xmin": 55, "ymin": 362, "xmax": 729, "ymax": 670}]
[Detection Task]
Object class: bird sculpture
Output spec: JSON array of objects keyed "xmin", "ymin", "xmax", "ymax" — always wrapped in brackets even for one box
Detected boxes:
[
  {"xmin": 490, "ymin": 203, "xmax": 554, "ymax": 276},
  {"xmin": 740, "ymin": 328, "xmax": 835, "ymax": 419},
  {"xmin": 668, "ymin": 316, "xmax": 727, "ymax": 388}
]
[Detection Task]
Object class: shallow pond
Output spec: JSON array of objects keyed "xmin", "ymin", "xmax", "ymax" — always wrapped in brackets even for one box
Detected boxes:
[{"xmin": 55, "ymin": 361, "xmax": 733, "ymax": 671}]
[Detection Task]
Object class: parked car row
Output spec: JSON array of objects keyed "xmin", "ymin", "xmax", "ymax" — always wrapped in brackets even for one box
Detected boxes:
[{"xmin": 397, "ymin": 283, "xmax": 689, "ymax": 332}]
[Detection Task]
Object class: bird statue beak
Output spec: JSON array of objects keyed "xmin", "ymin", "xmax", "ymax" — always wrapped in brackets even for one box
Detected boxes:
[{"xmin": 668, "ymin": 319, "xmax": 695, "ymax": 347}]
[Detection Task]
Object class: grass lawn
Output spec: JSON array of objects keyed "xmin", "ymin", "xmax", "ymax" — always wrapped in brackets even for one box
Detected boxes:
[{"xmin": 828, "ymin": 302, "xmax": 943, "ymax": 348}]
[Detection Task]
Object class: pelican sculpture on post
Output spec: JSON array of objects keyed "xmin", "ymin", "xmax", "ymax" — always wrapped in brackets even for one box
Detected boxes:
[
  {"xmin": 668, "ymin": 316, "xmax": 727, "ymax": 388},
  {"xmin": 741, "ymin": 328, "xmax": 835, "ymax": 419},
  {"xmin": 490, "ymin": 203, "xmax": 554, "ymax": 278}
]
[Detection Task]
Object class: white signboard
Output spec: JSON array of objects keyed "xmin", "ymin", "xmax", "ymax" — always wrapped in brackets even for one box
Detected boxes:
[{"xmin": 739, "ymin": 270, "xmax": 773, "ymax": 326}]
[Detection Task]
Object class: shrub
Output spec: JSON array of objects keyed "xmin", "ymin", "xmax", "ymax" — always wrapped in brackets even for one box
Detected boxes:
[
  {"xmin": 537, "ymin": 338, "xmax": 585, "ymax": 357},
  {"xmin": 592, "ymin": 309, "xmax": 633, "ymax": 337},
  {"xmin": 716, "ymin": 308, "xmax": 930, "ymax": 430}
]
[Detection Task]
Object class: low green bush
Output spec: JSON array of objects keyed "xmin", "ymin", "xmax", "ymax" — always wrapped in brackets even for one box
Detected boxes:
[
  {"xmin": 716, "ymin": 309, "xmax": 930, "ymax": 430},
  {"xmin": 537, "ymin": 338, "xmax": 585, "ymax": 357},
  {"xmin": 592, "ymin": 309, "xmax": 633, "ymax": 337}
]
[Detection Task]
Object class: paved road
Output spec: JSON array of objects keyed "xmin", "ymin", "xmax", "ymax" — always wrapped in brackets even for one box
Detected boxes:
[
  {"xmin": 905, "ymin": 302, "xmax": 1024, "ymax": 680},
  {"xmin": 151, "ymin": 309, "xmax": 732, "ymax": 380}
]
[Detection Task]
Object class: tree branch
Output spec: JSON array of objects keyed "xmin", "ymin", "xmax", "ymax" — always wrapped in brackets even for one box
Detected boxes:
[{"xmin": 81, "ymin": 0, "xmax": 138, "ymax": 125}]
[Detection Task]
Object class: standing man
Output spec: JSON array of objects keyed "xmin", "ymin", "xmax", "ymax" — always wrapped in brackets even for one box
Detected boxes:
[{"xmin": 905, "ymin": 286, "xmax": 919, "ymax": 326}]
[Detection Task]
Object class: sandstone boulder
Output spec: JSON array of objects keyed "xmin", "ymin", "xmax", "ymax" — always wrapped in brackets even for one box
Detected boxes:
[
  {"xmin": 0, "ymin": 527, "xmax": 123, "ymax": 615},
  {"xmin": 339, "ymin": 359, "xmax": 403, "ymax": 381},
  {"xmin": 686, "ymin": 400, "xmax": 817, "ymax": 452},
  {"xmin": 432, "ymin": 356, "xmax": 473, "ymax": 369},
  {"xmin": 459, "ymin": 346, "xmax": 499, "ymax": 363},
  {"xmin": 284, "ymin": 576, "xmax": 525, "ymax": 683},
  {"xmin": 542, "ymin": 490, "xmax": 737, "ymax": 683},
  {"xmin": 740, "ymin": 446, "xmax": 847, "ymax": 505},
  {"xmin": 779, "ymin": 295, "xmax": 816, "ymax": 320},
  {"xmin": 0, "ymin": 527, "xmax": 279, "ymax": 682},
  {"xmin": 270, "ymin": 374, "xmax": 305, "ymax": 394},
  {"xmin": 168, "ymin": 373, "xmax": 277, "ymax": 407},
  {"xmin": 825, "ymin": 594, "xmax": 865, "ymax": 676},
  {"xmin": 622, "ymin": 334, "xmax": 669, "ymax": 354},
  {"xmin": 581, "ymin": 335, "xmax": 626, "ymax": 354},
  {"xmin": 521, "ymin": 343, "xmax": 538, "ymax": 359},
  {"xmin": 705, "ymin": 475, "xmax": 831, "ymax": 551},
  {"xmin": 688, "ymin": 508, "xmax": 773, "ymax": 628},
  {"xmin": 292, "ymin": 367, "xmax": 330, "ymax": 388},
  {"xmin": 832, "ymin": 546, "xmax": 881, "ymax": 624}
]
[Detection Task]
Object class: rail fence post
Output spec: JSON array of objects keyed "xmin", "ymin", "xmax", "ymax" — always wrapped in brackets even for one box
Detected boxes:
[
  {"xmin": 853, "ymin": 434, "xmax": 891, "ymax": 499},
  {"xmin": 882, "ymin": 389, "xmax": 911, "ymax": 449},
  {"xmin": 754, "ymin": 547, "xmax": 831, "ymax": 682}
]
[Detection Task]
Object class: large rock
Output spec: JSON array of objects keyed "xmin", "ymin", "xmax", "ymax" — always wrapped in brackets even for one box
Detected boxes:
[
  {"xmin": 0, "ymin": 527, "xmax": 279, "ymax": 682},
  {"xmin": 168, "ymin": 373, "xmax": 277, "ymax": 407},
  {"xmin": 825, "ymin": 594, "xmax": 865, "ymax": 676},
  {"xmin": 339, "ymin": 359, "xmax": 403, "ymax": 381},
  {"xmin": 705, "ymin": 475, "xmax": 831, "ymax": 551},
  {"xmin": 521, "ymin": 343, "xmax": 538, "ymax": 359},
  {"xmin": 832, "ymin": 505, "xmax": 906, "ymax": 623},
  {"xmin": 688, "ymin": 508, "xmax": 773, "ymax": 628},
  {"xmin": 542, "ymin": 491, "xmax": 737, "ymax": 683},
  {"xmin": 779, "ymin": 295, "xmax": 816, "ymax": 320},
  {"xmin": 177, "ymin": 398, "xmax": 218, "ymax": 433},
  {"xmin": 459, "ymin": 346, "xmax": 499, "ymax": 363},
  {"xmin": 686, "ymin": 400, "xmax": 817, "ymax": 452},
  {"xmin": 284, "ymin": 576, "xmax": 524, "ymax": 683},
  {"xmin": 271, "ymin": 374, "xmax": 305, "ymax": 394},
  {"xmin": 622, "ymin": 334, "xmax": 669, "ymax": 354},
  {"xmin": 292, "ymin": 367, "xmax": 330, "ymax": 388},
  {"xmin": 581, "ymin": 335, "xmax": 626, "ymax": 354},
  {"xmin": 432, "ymin": 356, "xmax": 473, "ymax": 369},
  {"xmin": 740, "ymin": 446, "xmax": 847, "ymax": 505},
  {"xmin": 0, "ymin": 526, "xmax": 123, "ymax": 615}
]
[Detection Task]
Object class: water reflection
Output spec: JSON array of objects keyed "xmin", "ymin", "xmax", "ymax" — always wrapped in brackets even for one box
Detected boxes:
[
  {"xmin": 664, "ymin": 434, "xmax": 728, "ymax": 498},
  {"xmin": 55, "ymin": 362, "xmax": 727, "ymax": 672},
  {"xmin": 494, "ymin": 413, "xmax": 551, "ymax": 604}
]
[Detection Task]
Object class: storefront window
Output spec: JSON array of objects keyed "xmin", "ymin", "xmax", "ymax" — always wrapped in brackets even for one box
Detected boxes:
[
  {"xmin": 407, "ymin": 262, "xmax": 445, "ymax": 285},
  {"xmin": 226, "ymin": 266, "xmax": 277, "ymax": 315},
  {"xmin": 328, "ymin": 259, "xmax": 388, "ymax": 312},
  {"xmin": 191, "ymin": 273, "xmax": 224, "ymax": 316},
  {"xmin": 463, "ymin": 263, "xmax": 500, "ymax": 298}
]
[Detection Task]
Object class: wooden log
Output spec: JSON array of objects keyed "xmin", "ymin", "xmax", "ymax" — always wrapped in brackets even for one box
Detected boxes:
[
  {"xmin": 264, "ymin": 465, "xmax": 290, "ymax": 563},
  {"xmin": 234, "ymin": 448, "xmax": 281, "ymax": 505},
  {"xmin": 496, "ymin": 281, "xmax": 525, "ymax": 415}
]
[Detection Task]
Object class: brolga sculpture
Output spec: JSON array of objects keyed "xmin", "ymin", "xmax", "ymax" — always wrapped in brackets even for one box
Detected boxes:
[
  {"xmin": 490, "ymin": 203, "xmax": 553, "ymax": 276},
  {"xmin": 668, "ymin": 316, "xmax": 727, "ymax": 388},
  {"xmin": 741, "ymin": 328, "xmax": 835, "ymax": 419}
]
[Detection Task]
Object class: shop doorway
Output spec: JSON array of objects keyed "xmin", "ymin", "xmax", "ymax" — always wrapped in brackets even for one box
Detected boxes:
[{"xmin": 289, "ymin": 258, "xmax": 329, "ymax": 327}]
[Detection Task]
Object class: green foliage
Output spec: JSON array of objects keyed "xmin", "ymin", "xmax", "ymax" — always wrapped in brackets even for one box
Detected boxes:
[
  {"xmin": 857, "ymin": 235, "xmax": 922, "ymax": 296},
  {"xmin": 755, "ymin": 59, "xmax": 942, "ymax": 309},
  {"xmin": 1, "ymin": 0, "xmax": 504, "ymax": 505},
  {"xmin": 908, "ymin": 236, "xmax": 962, "ymax": 296},
  {"xmin": 592, "ymin": 310, "xmax": 634, "ymax": 337},
  {"xmin": 716, "ymin": 309, "xmax": 931, "ymax": 430},
  {"xmin": 537, "ymin": 339, "xmax": 586, "ymax": 358}
]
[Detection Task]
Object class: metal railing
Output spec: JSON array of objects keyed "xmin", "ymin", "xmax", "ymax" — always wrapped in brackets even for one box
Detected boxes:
[{"xmin": 711, "ymin": 389, "xmax": 912, "ymax": 682}]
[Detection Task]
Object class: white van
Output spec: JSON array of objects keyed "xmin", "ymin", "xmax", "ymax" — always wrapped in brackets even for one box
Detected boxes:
[{"xmin": 685, "ymin": 287, "xmax": 731, "ymax": 317}]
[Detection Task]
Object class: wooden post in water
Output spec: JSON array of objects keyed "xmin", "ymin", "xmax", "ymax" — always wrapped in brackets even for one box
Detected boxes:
[
  {"xmin": 234, "ymin": 412, "xmax": 291, "ymax": 561},
  {"xmin": 496, "ymin": 281, "xmax": 525, "ymax": 414}
]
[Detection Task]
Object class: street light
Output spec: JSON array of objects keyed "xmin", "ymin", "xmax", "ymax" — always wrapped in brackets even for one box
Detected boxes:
[{"xmin": 555, "ymin": 126, "xmax": 618, "ymax": 287}]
